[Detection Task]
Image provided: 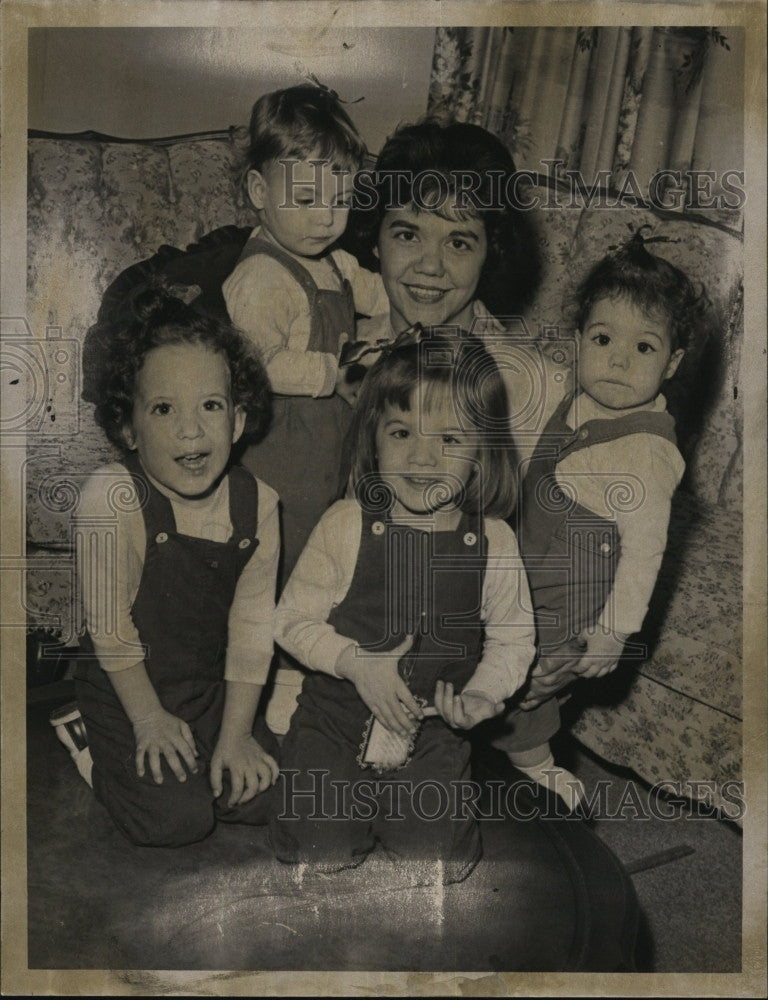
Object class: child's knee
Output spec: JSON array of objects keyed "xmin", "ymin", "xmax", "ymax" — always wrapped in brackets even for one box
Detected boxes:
[
  {"xmin": 269, "ymin": 809, "xmax": 374, "ymax": 868},
  {"xmin": 95, "ymin": 766, "xmax": 216, "ymax": 847},
  {"xmin": 134, "ymin": 800, "xmax": 215, "ymax": 847}
]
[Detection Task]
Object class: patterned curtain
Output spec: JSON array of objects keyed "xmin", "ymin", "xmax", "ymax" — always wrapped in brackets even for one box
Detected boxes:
[{"xmin": 427, "ymin": 26, "xmax": 738, "ymax": 195}]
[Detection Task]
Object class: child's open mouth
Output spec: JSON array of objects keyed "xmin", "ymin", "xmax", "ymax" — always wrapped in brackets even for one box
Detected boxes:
[
  {"xmin": 176, "ymin": 453, "xmax": 208, "ymax": 470},
  {"xmin": 404, "ymin": 476, "xmax": 438, "ymax": 489}
]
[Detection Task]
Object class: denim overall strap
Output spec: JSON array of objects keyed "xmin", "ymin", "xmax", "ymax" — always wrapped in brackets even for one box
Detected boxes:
[
  {"xmin": 312, "ymin": 506, "xmax": 487, "ymax": 716},
  {"xmin": 519, "ymin": 395, "xmax": 675, "ymax": 649},
  {"xmin": 237, "ymin": 236, "xmax": 355, "ymax": 353},
  {"xmin": 237, "ymin": 237, "xmax": 357, "ymax": 590},
  {"xmin": 116, "ymin": 454, "xmax": 259, "ymax": 723}
]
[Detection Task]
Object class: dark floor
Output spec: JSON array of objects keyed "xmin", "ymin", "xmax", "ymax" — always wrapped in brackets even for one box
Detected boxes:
[
  {"xmin": 26, "ymin": 690, "xmax": 741, "ymax": 974},
  {"xmin": 554, "ymin": 734, "xmax": 743, "ymax": 973}
]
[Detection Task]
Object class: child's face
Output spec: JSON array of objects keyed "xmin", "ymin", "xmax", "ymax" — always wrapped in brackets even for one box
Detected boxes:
[
  {"xmin": 578, "ymin": 295, "xmax": 684, "ymax": 410},
  {"xmin": 125, "ymin": 342, "xmax": 245, "ymax": 502},
  {"xmin": 247, "ymin": 157, "xmax": 353, "ymax": 258},
  {"xmin": 375, "ymin": 204, "xmax": 488, "ymax": 333},
  {"xmin": 375, "ymin": 390, "xmax": 477, "ymax": 524}
]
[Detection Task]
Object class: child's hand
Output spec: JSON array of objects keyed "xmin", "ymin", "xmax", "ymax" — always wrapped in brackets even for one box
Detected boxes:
[
  {"xmin": 433, "ymin": 681, "xmax": 505, "ymax": 729},
  {"xmin": 210, "ymin": 733, "xmax": 279, "ymax": 807},
  {"xmin": 336, "ymin": 636, "xmax": 422, "ymax": 737},
  {"xmin": 132, "ymin": 708, "xmax": 199, "ymax": 785},
  {"xmin": 572, "ymin": 629, "xmax": 627, "ymax": 678}
]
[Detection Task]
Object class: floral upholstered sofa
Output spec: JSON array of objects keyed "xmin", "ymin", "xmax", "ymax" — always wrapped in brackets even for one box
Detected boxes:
[{"xmin": 23, "ymin": 128, "xmax": 743, "ymax": 813}]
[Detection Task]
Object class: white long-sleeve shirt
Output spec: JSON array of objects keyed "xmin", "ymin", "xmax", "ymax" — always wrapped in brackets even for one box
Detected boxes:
[
  {"xmin": 223, "ymin": 227, "xmax": 390, "ymax": 398},
  {"xmin": 555, "ymin": 393, "xmax": 685, "ymax": 636},
  {"xmin": 275, "ymin": 499, "xmax": 537, "ymax": 706},
  {"xmin": 76, "ymin": 461, "xmax": 279, "ymax": 685}
]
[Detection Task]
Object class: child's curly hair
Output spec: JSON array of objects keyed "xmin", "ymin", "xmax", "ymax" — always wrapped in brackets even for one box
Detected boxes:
[
  {"xmin": 344, "ymin": 117, "xmax": 542, "ymax": 319},
  {"xmin": 574, "ymin": 232, "xmax": 707, "ymax": 353},
  {"xmin": 83, "ymin": 280, "xmax": 271, "ymax": 452}
]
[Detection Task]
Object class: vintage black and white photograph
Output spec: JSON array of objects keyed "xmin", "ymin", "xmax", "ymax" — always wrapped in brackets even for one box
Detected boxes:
[{"xmin": 1, "ymin": 1, "xmax": 765, "ymax": 995}]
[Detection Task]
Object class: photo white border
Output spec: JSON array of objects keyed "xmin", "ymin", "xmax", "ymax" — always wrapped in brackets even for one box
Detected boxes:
[{"xmin": 1, "ymin": 1, "xmax": 765, "ymax": 996}]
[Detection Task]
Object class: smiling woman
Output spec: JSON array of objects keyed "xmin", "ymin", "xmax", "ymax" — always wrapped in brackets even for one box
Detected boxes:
[
  {"xmin": 346, "ymin": 116, "xmax": 543, "ymax": 342},
  {"xmin": 375, "ymin": 206, "xmax": 488, "ymax": 332}
]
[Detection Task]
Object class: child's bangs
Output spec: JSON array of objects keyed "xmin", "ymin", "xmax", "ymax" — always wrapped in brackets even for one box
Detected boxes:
[
  {"xmin": 388, "ymin": 363, "xmax": 476, "ymax": 434},
  {"xmin": 273, "ymin": 141, "xmax": 358, "ymax": 175},
  {"xmin": 284, "ymin": 105, "xmax": 365, "ymax": 168},
  {"xmin": 595, "ymin": 285, "xmax": 674, "ymax": 336},
  {"xmin": 419, "ymin": 374, "xmax": 462, "ymax": 421},
  {"xmin": 377, "ymin": 353, "xmax": 422, "ymax": 412}
]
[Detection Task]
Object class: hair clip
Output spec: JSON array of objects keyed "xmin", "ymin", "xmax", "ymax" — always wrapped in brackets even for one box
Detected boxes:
[
  {"xmin": 608, "ymin": 223, "xmax": 681, "ymax": 253},
  {"xmin": 165, "ymin": 282, "xmax": 203, "ymax": 306},
  {"xmin": 305, "ymin": 72, "xmax": 364, "ymax": 105},
  {"xmin": 338, "ymin": 324, "xmax": 423, "ymax": 368}
]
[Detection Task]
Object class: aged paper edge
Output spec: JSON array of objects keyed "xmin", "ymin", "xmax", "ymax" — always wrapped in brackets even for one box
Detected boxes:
[{"xmin": 1, "ymin": 1, "xmax": 766, "ymax": 996}]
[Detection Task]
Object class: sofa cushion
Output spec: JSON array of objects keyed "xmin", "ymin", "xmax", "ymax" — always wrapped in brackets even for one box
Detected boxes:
[{"xmin": 26, "ymin": 131, "xmax": 257, "ymax": 548}]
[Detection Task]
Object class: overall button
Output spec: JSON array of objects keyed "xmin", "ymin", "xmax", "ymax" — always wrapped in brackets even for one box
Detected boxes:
[
  {"xmin": 463, "ymin": 531, "xmax": 477, "ymax": 546},
  {"xmin": 155, "ymin": 532, "xmax": 168, "ymax": 544},
  {"xmin": 579, "ymin": 429, "xmax": 589, "ymax": 440},
  {"xmin": 372, "ymin": 521, "xmax": 385, "ymax": 536},
  {"xmin": 238, "ymin": 538, "xmax": 251, "ymax": 549},
  {"xmin": 600, "ymin": 541, "xmax": 612, "ymax": 554}
]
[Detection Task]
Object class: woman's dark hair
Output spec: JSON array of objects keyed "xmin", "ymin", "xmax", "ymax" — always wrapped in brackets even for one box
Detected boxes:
[
  {"xmin": 344, "ymin": 117, "xmax": 542, "ymax": 318},
  {"xmin": 245, "ymin": 84, "xmax": 367, "ymax": 176},
  {"xmin": 574, "ymin": 234, "xmax": 705, "ymax": 352},
  {"xmin": 348, "ymin": 328, "xmax": 517, "ymax": 519},
  {"xmin": 83, "ymin": 280, "xmax": 271, "ymax": 452}
]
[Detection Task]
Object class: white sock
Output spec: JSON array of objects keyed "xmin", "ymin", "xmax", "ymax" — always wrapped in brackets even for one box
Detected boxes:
[
  {"xmin": 72, "ymin": 747, "xmax": 94, "ymax": 788},
  {"xmin": 51, "ymin": 707, "xmax": 93, "ymax": 788},
  {"xmin": 510, "ymin": 753, "xmax": 586, "ymax": 811}
]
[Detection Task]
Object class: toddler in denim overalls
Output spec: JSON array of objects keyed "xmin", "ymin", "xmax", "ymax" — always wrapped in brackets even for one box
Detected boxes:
[
  {"xmin": 271, "ymin": 331, "xmax": 536, "ymax": 884},
  {"xmin": 53, "ymin": 284, "xmax": 280, "ymax": 846},
  {"xmin": 493, "ymin": 234, "xmax": 705, "ymax": 809},
  {"xmin": 223, "ymin": 85, "xmax": 390, "ymax": 736}
]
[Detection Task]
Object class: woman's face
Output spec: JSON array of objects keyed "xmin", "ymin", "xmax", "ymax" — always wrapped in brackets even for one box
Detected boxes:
[{"xmin": 375, "ymin": 203, "xmax": 488, "ymax": 333}]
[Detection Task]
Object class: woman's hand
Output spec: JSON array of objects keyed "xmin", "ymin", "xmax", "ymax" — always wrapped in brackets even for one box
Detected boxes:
[
  {"xmin": 210, "ymin": 733, "xmax": 279, "ymax": 807},
  {"xmin": 433, "ymin": 681, "xmax": 504, "ymax": 729},
  {"xmin": 572, "ymin": 629, "xmax": 627, "ymax": 678},
  {"xmin": 132, "ymin": 708, "xmax": 199, "ymax": 785},
  {"xmin": 334, "ymin": 367, "xmax": 361, "ymax": 407},
  {"xmin": 335, "ymin": 636, "xmax": 422, "ymax": 737},
  {"xmin": 517, "ymin": 639, "xmax": 587, "ymax": 709},
  {"xmin": 335, "ymin": 333, "xmax": 364, "ymax": 406}
]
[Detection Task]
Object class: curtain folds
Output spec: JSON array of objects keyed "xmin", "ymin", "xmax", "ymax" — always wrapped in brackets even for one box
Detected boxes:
[{"xmin": 426, "ymin": 26, "xmax": 741, "ymax": 198}]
